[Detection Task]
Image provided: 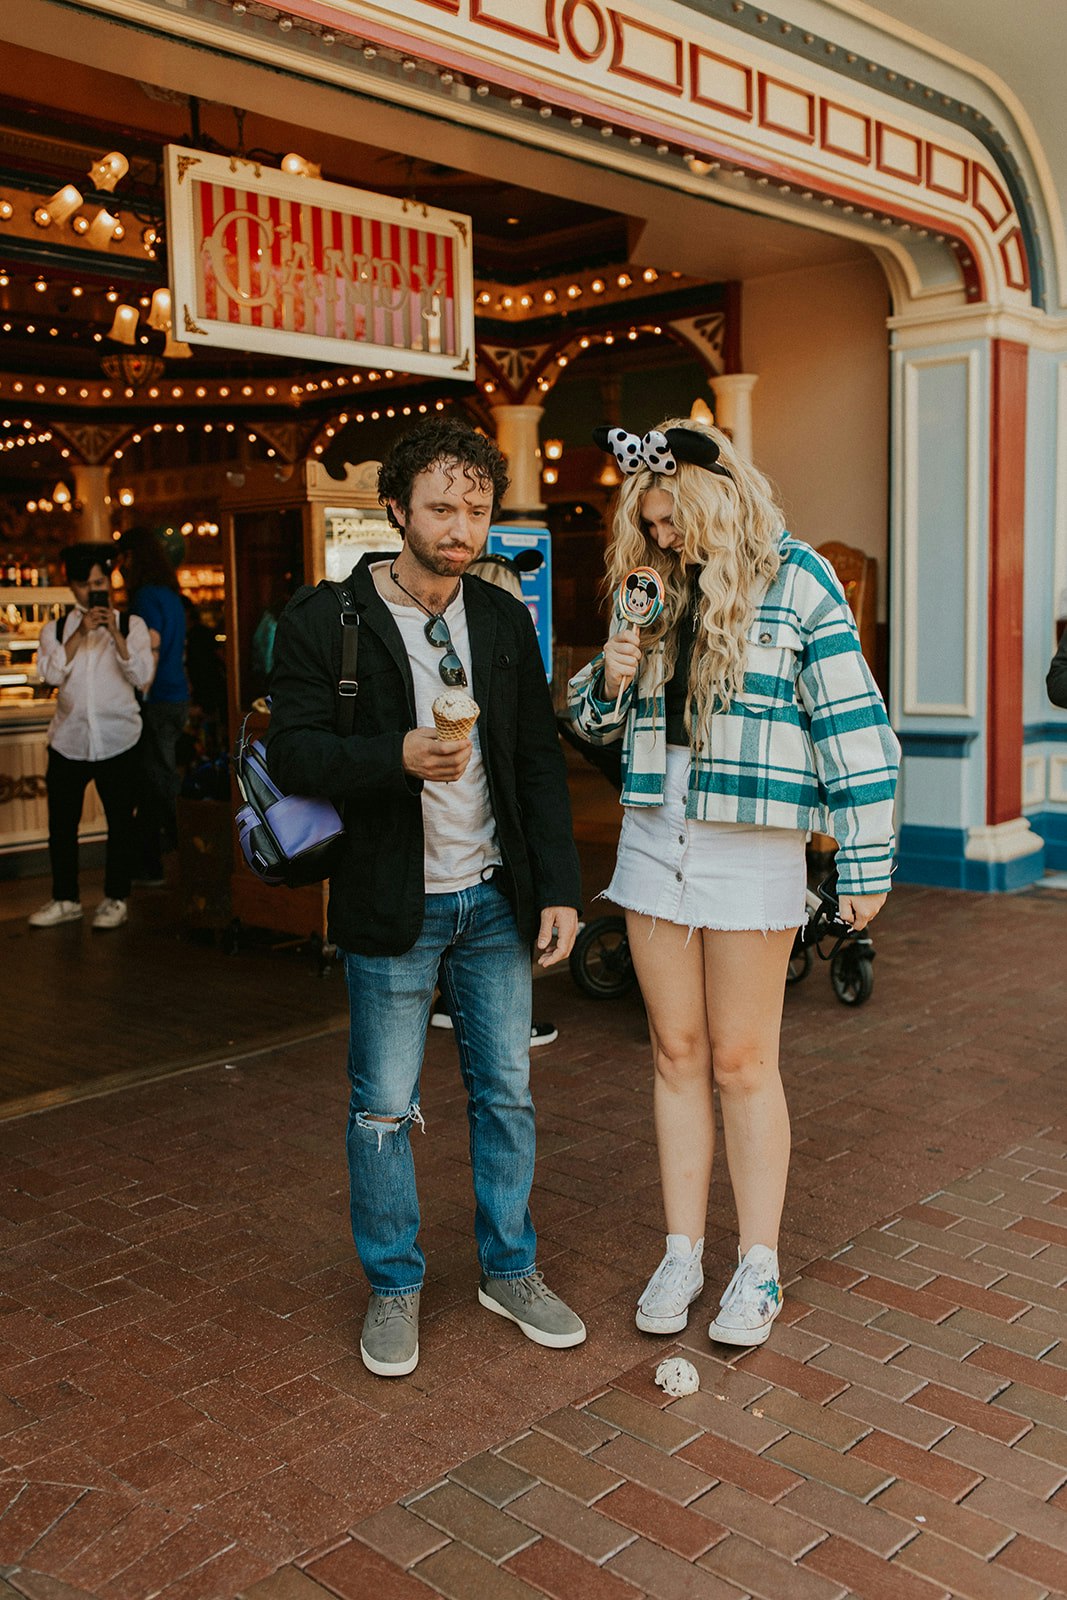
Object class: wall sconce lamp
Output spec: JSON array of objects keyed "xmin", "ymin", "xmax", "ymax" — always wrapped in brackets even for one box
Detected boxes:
[
  {"xmin": 118, "ymin": 487, "xmax": 136, "ymax": 507},
  {"xmin": 107, "ymin": 303, "xmax": 139, "ymax": 344},
  {"xmin": 281, "ymin": 152, "xmax": 321, "ymax": 179},
  {"xmin": 543, "ymin": 439, "xmax": 563, "ymax": 461},
  {"xmin": 598, "ymin": 460, "xmax": 622, "ymax": 487},
  {"xmin": 87, "ymin": 151, "xmax": 129, "ymax": 192},
  {"xmin": 52, "ymin": 481, "xmax": 72, "ymax": 506},
  {"xmin": 146, "ymin": 287, "xmax": 173, "ymax": 331},
  {"xmin": 33, "ymin": 185, "xmax": 83, "ymax": 228},
  {"xmin": 162, "ymin": 331, "xmax": 192, "ymax": 359},
  {"xmin": 542, "ymin": 466, "xmax": 559, "ymax": 486},
  {"xmin": 85, "ymin": 208, "xmax": 121, "ymax": 249}
]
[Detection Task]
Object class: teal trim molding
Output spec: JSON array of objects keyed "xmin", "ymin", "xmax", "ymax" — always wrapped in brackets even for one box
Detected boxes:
[
  {"xmin": 898, "ymin": 731, "xmax": 979, "ymax": 759},
  {"xmin": 897, "ymin": 824, "xmax": 1045, "ymax": 891},
  {"xmin": 1027, "ymin": 811, "xmax": 1067, "ymax": 870}
]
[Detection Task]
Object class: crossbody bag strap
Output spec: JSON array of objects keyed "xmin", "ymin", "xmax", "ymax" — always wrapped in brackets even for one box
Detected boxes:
[{"xmin": 327, "ymin": 580, "xmax": 360, "ymax": 736}]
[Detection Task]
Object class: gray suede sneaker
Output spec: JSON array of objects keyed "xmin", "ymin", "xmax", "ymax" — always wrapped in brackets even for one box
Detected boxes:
[
  {"xmin": 478, "ymin": 1272, "xmax": 586, "ymax": 1348},
  {"xmin": 360, "ymin": 1290, "xmax": 420, "ymax": 1376}
]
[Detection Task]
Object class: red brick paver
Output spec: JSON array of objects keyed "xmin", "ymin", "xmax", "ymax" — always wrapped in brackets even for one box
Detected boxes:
[{"xmin": 1, "ymin": 882, "xmax": 1067, "ymax": 1597}]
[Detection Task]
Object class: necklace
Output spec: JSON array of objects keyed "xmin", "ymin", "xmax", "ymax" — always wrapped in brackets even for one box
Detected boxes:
[{"xmin": 389, "ymin": 561, "xmax": 460, "ymax": 619}]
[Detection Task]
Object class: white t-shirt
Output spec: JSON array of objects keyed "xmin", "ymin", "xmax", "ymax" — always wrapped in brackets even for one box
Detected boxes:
[{"xmin": 383, "ymin": 589, "xmax": 501, "ymax": 893}]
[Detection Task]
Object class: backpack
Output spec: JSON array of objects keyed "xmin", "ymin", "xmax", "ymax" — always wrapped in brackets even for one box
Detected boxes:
[{"xmin": 234, "ymin": 580, "xmax": 360, "ymax": 888}]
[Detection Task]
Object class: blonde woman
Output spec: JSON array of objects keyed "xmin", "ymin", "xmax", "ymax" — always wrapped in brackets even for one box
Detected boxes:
[{"xmin": 569, "ymin": 420, "xmax": 899, "ymax": 1347}]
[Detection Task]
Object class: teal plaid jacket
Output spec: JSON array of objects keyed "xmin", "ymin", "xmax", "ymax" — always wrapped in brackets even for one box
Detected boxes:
[{"xmin": 567, "ymin": 536, "xmax": 901, "ymax": 896}]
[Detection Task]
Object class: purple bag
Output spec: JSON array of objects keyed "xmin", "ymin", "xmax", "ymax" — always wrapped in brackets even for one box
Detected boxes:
[
  {"xmin": 234, "ymin": 581, "xmax": 359, "ymax": 889},
  {"xmin": 235, "ymin": 733, "xmax": 346, "ymax": 887}
]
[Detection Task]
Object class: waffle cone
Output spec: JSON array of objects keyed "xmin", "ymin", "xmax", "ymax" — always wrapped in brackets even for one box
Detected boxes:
[{"xmin": 433, "ymin": 708, "xmax": 479, "ymax": 742}]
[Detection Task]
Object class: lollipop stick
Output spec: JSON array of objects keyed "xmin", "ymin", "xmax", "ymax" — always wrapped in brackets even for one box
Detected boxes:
[{"xmin": 614, "ymin": 674, "xmax": 630, "ymax": 715}]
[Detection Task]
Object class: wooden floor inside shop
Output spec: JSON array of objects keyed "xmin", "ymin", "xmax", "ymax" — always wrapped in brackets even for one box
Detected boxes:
[
  {"xmin": 0, "ymin": 749, "xmax": 625, "ymax": 1118},
  {"xmin": 0, "ymin": 867, "xmax": 350, "ymax": 1118}
]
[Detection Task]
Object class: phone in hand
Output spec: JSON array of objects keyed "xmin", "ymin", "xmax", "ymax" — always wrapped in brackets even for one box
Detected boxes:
[{"xmin": 87, "ymin": 588, "xmax": 110, "ymax": 611}]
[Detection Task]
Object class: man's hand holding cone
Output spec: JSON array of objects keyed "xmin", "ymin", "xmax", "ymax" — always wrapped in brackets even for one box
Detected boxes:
[{"xmin": 401, "ymin": 693, "xmax": 480, "ymax": 782}]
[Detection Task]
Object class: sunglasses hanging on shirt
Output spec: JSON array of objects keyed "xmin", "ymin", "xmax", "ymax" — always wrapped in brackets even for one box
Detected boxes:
[
  {"xmin": 390, "ymin": 564, "xmax": 469, "ymax": 688},
  {"xmin": 423, "ymin": 613, "xmax": 468, "ymax": 688}
]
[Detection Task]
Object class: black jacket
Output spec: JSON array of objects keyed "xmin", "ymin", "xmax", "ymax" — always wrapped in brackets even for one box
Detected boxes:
[
  {"xmin": 266, "ymin": 554, "xmax": 581, "ymax": 955},
  {"xmin": 1048, "ymin": 629, "xmax": 1067, "ymax": 709}
]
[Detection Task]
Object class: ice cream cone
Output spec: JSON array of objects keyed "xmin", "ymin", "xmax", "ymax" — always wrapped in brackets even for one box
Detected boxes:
[{"xmin": 432, "ymin": 691, "xmax": 480, "ymax": 741}]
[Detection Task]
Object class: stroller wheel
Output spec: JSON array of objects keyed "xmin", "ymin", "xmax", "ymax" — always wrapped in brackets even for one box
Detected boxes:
[
  {"xmin": 569, "ymin": 916, "xmax": 637, "ymax": 1000},
  {"xmin": 831, "ymin": 948, "xmax": 874, "ymax": 1006},
  {"xmin": 786, "ymin": 945, "xmax": 812, "ymax": 985}
]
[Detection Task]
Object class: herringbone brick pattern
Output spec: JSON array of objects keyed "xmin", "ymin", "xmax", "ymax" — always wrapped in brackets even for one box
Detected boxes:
[
  {"xmin": 1, "ymin": 880, "xmax": 1066, "ymax": 1597},
  {"xmin": 263, "ymin": 1147, "xmax": 1067, "ymax": 1600}
]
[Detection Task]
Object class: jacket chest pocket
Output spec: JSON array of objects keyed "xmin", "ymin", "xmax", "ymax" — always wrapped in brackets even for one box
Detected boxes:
[
  {"xmin": 349, "ymin": 654, "xmax": 411, "ymax": 729},
  {"xmin": 740, "ymin": 619, "xmax": 803, "ymax": 713}
]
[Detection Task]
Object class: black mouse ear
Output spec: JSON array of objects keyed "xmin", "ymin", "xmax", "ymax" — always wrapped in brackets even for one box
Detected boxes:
[
  {"xmin": 664, "ymin": 427, "xmax": 733, "ymax": 479},
  {"xmin": 592, "ymin": 425, "xmax": 614, "ymax": 451},
  {"xmin": 664, "ymin": 428, "xmax": 720, "ymax": 467}
]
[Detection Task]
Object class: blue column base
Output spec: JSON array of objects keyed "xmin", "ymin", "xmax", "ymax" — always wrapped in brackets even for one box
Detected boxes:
[
  {"xmin": 1026, "ymin": 811, "xmax": 1067, "ymax": 870},
  {"xmin": 896, "ymin": 824, "xmax": 1045, "ymax": 891}
]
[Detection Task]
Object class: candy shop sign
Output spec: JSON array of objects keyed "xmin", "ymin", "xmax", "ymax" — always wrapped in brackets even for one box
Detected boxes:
[{"xmin": 164, "ymin": 146, "xmax": 475, "ymax": 379}]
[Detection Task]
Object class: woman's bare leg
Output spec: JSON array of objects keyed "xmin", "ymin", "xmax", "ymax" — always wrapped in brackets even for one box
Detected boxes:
[
  {"xmin": 702, "ymin": 928, "xmax": 796, "ymax": 1254},
  {"xmin": 625, "ymin": 911, "xmax": 713, "ymax": 1244}
]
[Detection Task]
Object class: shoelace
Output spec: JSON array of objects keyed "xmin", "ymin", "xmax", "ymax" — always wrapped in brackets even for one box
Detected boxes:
[
  {"xmin": 639, "ymin": 1252, "xmax": 698, "ymax": 1312},
  {"xmin": 377, "ymin": 1292, "xmax": 417, "ymax": 1324},
  {"xmin": 719, "ymin": 1257, "xmax": 779, "ymax": 1309},
  {"xmin": 510, "ymin": 1272, "xmax": 558, "ymax": 1306}
]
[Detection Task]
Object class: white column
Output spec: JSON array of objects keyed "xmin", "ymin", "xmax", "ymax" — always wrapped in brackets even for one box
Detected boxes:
[
  {"xmin": 709, "ymin": 374, "xmax": 759, "ymax": 458},
  {"xmin": 73, "ymin": 464, "xmax": 112, "ymax": 543},
  {"xmin": 493, "ymin": 403, "xmax": 545, "ymax": 514}
]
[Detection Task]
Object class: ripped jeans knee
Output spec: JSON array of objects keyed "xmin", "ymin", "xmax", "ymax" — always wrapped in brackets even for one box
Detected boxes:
[{"xmin": 352, "ymin": 1101, "xmax": 426, "ymax": 1153}]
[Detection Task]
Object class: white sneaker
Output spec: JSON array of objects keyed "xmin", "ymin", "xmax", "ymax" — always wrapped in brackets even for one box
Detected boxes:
[
  {"xmin": 636, "ymin": 1234, "xmax": 704, "ymax": 1334},
  {"xmin": 28, "ymin": 899, "xmax": 82, "ymax": 928},
  {"xmin": 92, "ymin": 897, "xmax": 128, "ymax": 930},
  {"xmin": 708, "ymin": 1244, "xmax": 782, "ymax": 1347}
]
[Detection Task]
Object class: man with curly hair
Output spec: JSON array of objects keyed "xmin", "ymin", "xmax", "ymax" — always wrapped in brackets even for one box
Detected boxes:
[{"xmin": 268, "ymin": 417, "xmax": 584, "ymax": 1377}]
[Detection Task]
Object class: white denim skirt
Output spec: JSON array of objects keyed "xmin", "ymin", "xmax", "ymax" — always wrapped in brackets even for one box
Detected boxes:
[{"xmin": 605, "ymin": 747, "xmax": 807, "ymax": 933}]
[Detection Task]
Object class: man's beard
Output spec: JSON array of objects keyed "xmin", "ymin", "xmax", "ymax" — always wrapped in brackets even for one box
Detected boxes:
[{"xmin": 404, "ymin": 524, "xmax": 483, "ymax": 578}]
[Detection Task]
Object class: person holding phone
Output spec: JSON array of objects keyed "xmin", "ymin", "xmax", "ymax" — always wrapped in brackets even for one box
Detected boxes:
[{"xmin": 30, "ymin": 544, "xmax": 155, "ymax": 929}]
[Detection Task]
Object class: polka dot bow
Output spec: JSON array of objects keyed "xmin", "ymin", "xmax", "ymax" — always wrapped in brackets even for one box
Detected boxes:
[{"xmin": 592, "ymin": 424, "xmax": 732, "ymax": 480}]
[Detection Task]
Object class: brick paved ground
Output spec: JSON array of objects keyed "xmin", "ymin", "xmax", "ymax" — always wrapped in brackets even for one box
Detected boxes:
[{"xmin": 1, "ymin": 881, "xmax": 1066, "ymax": 1597}]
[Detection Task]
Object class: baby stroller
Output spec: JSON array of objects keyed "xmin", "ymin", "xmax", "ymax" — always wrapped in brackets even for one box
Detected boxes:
[
  {"xmin": 785, "ymin": 877, "xmax": 876, "ymax": 1005},
  {"xmin": 558, "ymin": 716, "xmax": 876, "ymax": 1008},
  {"xmin": 569, "ymin": 877, "xmax": 875, "ymax": 1007}
]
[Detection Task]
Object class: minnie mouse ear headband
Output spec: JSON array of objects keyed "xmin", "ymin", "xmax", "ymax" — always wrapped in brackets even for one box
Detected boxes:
[
  {"xmin": 471, "ymin": 548, "xmax": 544, "ymax": 574},
  {"xmin": 593, "ymin": 424, "xmax": 732, "ymax": 481}
]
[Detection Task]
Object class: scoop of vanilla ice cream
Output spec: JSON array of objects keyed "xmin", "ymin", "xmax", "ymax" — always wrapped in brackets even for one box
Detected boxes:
[{"xmin": 432, "ymin": 691, "xmax": 479, "ymax": 722}]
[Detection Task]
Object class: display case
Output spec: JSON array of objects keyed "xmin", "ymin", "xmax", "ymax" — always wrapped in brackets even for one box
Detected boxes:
[
  {"xmin": 221, "ymin": 458, "xmax": 399, "ymax": 946},
  {"xmin": 0, "ymin": 585, "xmax": 106, "ymax": 862}
]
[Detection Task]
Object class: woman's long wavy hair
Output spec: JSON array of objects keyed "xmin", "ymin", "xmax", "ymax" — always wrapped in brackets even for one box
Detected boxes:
[{"xmin": 604, "ymin": 418, "xmax": 786, "ymax": 745}]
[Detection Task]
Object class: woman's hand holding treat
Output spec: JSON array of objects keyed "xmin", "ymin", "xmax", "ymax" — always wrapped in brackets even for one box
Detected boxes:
[{"xmin": 603, "ymin": 628, "xmax": 643, "ymax": 701}]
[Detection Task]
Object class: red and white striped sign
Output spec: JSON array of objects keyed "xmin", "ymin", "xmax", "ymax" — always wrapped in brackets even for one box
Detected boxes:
[{"xmin": 164, "ymin": 146, "xmax": 475, "ymax": 379}]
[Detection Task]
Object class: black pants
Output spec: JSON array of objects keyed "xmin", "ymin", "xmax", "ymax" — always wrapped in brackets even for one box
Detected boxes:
[
  {"xmin": 135, "ymin": 700, "xmax": 187, "ymax": 874},
  {"xmin": 47, "ymin": 745, "xmax": 138, "ymax": 903}
]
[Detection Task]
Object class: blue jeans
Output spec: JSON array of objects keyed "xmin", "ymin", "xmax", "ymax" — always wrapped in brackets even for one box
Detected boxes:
[{"xmin": 341, "ymin": 878, "xmax": 536, "ymax": 1295}]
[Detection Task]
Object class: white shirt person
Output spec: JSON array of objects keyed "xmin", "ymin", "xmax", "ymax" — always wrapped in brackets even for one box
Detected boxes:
[
  {"xmin": 30, "ymin": 547, "xmax": 156, "ymax": 931},
  {"xmin": 38, "ymin": 605, "xmax": 154, "ymax": 760}
]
